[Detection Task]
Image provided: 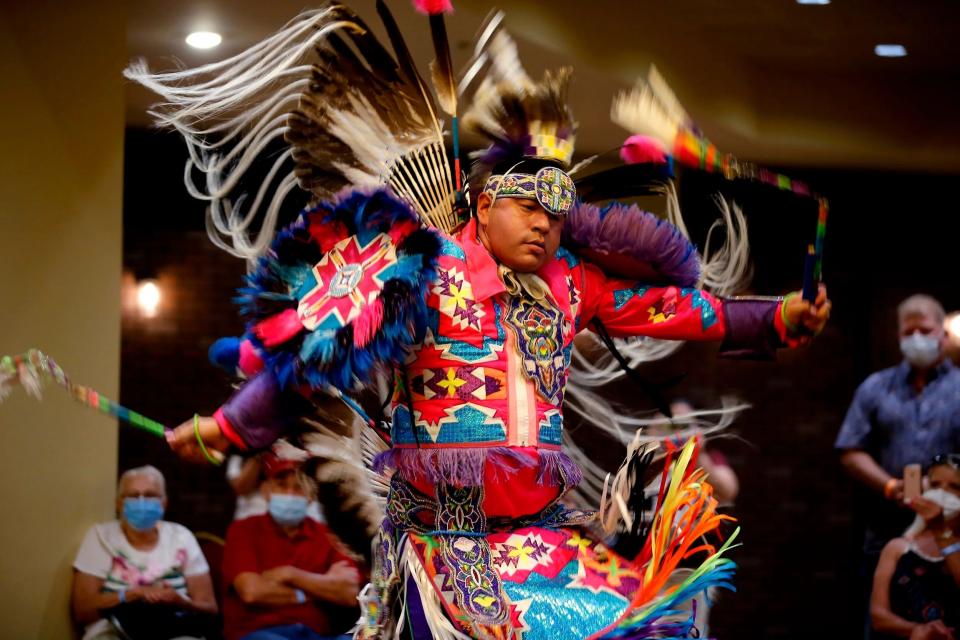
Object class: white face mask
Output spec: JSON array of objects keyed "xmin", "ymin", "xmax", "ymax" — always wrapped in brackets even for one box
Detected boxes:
[
  {"xmin": 923, "ymin": 487, "xmax": 960, "ymax": 521},
  {"xmin": 899, "ymin": 332, "xmax": 941, "ymax": 368},
  {"xmin": 903, "ymin": 487, "xmax": 960, "ymax": 538}
]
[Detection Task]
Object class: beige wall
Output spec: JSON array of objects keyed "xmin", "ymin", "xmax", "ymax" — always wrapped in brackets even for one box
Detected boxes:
[{"xmin": 0, "ymin": 1, "xmax": 125, "ymax": 637}]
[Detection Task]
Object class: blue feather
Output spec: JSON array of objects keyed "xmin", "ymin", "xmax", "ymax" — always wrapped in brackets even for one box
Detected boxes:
[{"xmin": 237, "ymin": 188, "xmax": 440, "ymax": 394}]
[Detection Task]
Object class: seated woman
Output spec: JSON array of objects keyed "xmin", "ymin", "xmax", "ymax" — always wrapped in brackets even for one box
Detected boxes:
[
  {"xmin": 871, "ymin": 454, "xmax": 960, "ymax": 640},
  {"xmin": 71, "ymin": 465, "xmax": 218, "ymax": 640}
]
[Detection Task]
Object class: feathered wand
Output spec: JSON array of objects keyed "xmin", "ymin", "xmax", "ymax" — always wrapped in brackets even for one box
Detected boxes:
[
  {"xmin": 612, "ymin": 65, "xmax": 828, "ymax": 304},
  {"xmin": 1, "ymin": 349, "xmax": 165, "ymax": 438},
  {"xmin": 0, "ymin": 349, "xmax": 224, "ymax": 464}
]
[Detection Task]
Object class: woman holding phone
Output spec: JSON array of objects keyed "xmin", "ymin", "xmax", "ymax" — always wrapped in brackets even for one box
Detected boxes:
[{"xmin": 870, "ymin": 454, "xmax": 960, "ymax": 639}]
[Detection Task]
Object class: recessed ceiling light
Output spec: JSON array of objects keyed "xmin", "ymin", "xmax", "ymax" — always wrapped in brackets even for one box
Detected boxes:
[
  {"xmin": 874, "ymin": 44, "xmax": 907, "ymax": 57},
  {"xmin": 186, "ymin": 31, "xmax": 222, "ymax": 49},
  {"xmin": 796, "ymin": 0, "xmax": 830, "ymax": 5}
]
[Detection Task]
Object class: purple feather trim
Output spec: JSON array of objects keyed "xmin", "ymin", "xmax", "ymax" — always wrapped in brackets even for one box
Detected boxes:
[
  {"xmin": 374, "ymin": 447, "xmax": 582, "ymax": 488},
  {"xmin": 538, "ymin": 449, "xmax": 583, "ymax": 487},
  {"xmin": 562, "ymin": 201, "xmax": 701, "ymax": 287}
]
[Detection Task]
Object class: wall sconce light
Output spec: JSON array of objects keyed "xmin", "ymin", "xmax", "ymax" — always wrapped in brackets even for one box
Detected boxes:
[
  {"xmin": 946, "ymin": 312, "xmax": 960, "ymax": 339},
  {"xmin": 136, "ymin": 279, "xmax": 161, "ymax": 318}
]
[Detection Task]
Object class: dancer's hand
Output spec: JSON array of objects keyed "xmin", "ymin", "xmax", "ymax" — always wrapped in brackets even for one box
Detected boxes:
[
  {"xmin": 166, "ymin": 415, "xmax": 230, "ymax": 464},
  {"xmin": 784, "ymin": 284, "xmax": 831, "ymax": 338}
]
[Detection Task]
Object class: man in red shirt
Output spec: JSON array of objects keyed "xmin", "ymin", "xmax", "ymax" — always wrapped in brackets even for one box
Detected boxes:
[{"xmin": 222, "ymin": 455, "xmax": 360, "ymax": 640}]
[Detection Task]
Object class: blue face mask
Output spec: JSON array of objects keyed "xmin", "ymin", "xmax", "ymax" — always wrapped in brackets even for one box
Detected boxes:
[
  {"xmin": 269, "ymin": 494, "xmax": 308, "ymax": 528},
  {"xmin": 123, "ymin": 497, "xmax": 164, "ymax": 532}
]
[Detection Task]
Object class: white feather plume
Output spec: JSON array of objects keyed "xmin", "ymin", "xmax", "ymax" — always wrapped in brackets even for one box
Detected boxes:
[
  {"xmin": 611, "ymin": 64, "xmax": 690, "ymax": 152},
  {"xmin": 699, "ymin": 196, "xmax": 754, "ymax": 297},
  {"xmin": 126, "ymin": 5, "xmax": 460, "ymax": 261},
  {"xmin": 124, "ymin": 8, "xmax": 363, "ymax": 261},
  {"xmin": 457, "ymin": 12, "xmax": 531, "ymax": 99}
]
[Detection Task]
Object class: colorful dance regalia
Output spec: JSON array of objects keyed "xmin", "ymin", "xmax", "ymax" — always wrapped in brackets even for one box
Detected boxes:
[
  {"xmin": 123, "ymin": 3, "xmax": 812, "ymax": 638},
  {"xmin": 207, "ymin": 189, "xmax": 792, "ymax": 638}
]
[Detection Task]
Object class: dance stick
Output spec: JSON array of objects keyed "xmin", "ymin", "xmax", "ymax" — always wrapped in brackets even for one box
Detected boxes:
[
  {"xmin": 1, "ymin": 349, "xmax": 166, "ymax": 437},
  {"xmin": 1, "ymin": 350, "xmax": 225, "ymax": 464},
  {"xmin": 801, "ymin": 245, "xmax": 817, "ymax": 303}
]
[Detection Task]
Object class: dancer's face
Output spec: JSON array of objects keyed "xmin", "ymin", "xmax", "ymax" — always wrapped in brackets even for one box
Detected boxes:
[{"xmin": 476, "ymin": 193, "xmax": 563, "ymax": 273}]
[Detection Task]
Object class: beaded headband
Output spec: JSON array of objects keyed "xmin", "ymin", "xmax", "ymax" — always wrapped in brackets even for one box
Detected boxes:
[{"xmin": 482, "ymin": 166, "xmax": 576, "ymax": 216}]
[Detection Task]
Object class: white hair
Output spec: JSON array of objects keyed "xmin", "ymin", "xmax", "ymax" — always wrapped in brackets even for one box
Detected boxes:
[
  {"xmin": 898, "ymin": 294, "xmax": 945, "ymax": 327},
  {"xmin": 117, "ymin": 465, "xmax": 166, "ymax": 497}
]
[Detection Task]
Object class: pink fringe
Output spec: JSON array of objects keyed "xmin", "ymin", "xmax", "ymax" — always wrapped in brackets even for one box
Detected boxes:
[
  {"xmin": 353, "ymin": 298, "xmax": 384, "ymax": 348},
  {"xmin": 254, "ymin": 308, "xmax": 304, "ymax": 347}
]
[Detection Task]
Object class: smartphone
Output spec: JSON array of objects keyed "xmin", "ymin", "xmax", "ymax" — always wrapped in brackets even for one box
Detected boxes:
[{"xmin": 903, "ymin": 463, "xmax": 922, "ymax": 501}]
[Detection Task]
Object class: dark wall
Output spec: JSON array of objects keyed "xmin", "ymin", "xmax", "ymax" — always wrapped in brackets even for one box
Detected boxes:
[
  {"xmin": 121, "ymin": 129, "xmax": 247, "ymax": 534},
  {"xmin": 121, "ymin": 229, "xmax": 244, "ymax": 534},
  {"xmin": 121, "ymin": 127, "xmax": 959, "ymax": 637}
]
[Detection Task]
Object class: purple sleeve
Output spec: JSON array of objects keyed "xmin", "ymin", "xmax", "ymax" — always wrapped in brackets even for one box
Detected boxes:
[
  {"xmin": 718, "ymin": 298, "xmax": 785, "ymax": 360},
  {"xmin": 218, "ymin": 369, "xmax": 313, "ymax": 450}
]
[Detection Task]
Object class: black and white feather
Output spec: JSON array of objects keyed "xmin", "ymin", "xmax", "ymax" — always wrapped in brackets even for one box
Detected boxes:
[{"xmin": 125, "ymin": 3, "xmax": 459, "ymax": 261}]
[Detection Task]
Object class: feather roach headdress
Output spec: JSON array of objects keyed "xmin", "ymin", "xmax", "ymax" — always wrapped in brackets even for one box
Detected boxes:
[
  {"xmin": 463, "ymin": 66, "xmax": 577, "ymax": 172},
  {"xmin": 459, "ymin": 27, "xmax": 579, "ymax": 217}
]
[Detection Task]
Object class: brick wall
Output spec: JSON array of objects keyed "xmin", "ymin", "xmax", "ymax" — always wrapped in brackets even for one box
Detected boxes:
[{"xmin": 121, "ymin": 229, "xmax": 245, "ymax": 534}]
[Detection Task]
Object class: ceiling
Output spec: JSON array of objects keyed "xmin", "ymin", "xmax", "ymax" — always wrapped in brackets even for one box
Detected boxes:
[{"xmin": 127, "ymin": 0, "xmax": 960, "ymax": 173}]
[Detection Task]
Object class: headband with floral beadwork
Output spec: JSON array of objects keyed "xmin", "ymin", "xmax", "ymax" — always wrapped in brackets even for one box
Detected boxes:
[{"xmin": 482, "ymin": 166, "xmax": 576, "ymax": 216}]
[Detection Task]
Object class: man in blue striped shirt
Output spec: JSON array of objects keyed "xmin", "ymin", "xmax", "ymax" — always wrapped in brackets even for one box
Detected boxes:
[{"xmin": 836, "ymin": 294, "xmax": 960, "ymax": 638}]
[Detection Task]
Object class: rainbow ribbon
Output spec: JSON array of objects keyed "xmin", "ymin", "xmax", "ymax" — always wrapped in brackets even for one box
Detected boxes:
[
  {"xmin": 814, "ymin": 198, "xmax": 828, "ymax": 282},
  {"xmin": 802, "ymin": 199, "xmax": 829, "ymax": 302},
  {"xmin": 672, "ymin": 128, "xmax": 815, "ymax": 200},
  {"xmin": 0, "ymin": 349, "xmax": 166, "ymax": 438},
  {"xmin": 593, "ymin": 437, "xmax": 739, "ymax": 638}
]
